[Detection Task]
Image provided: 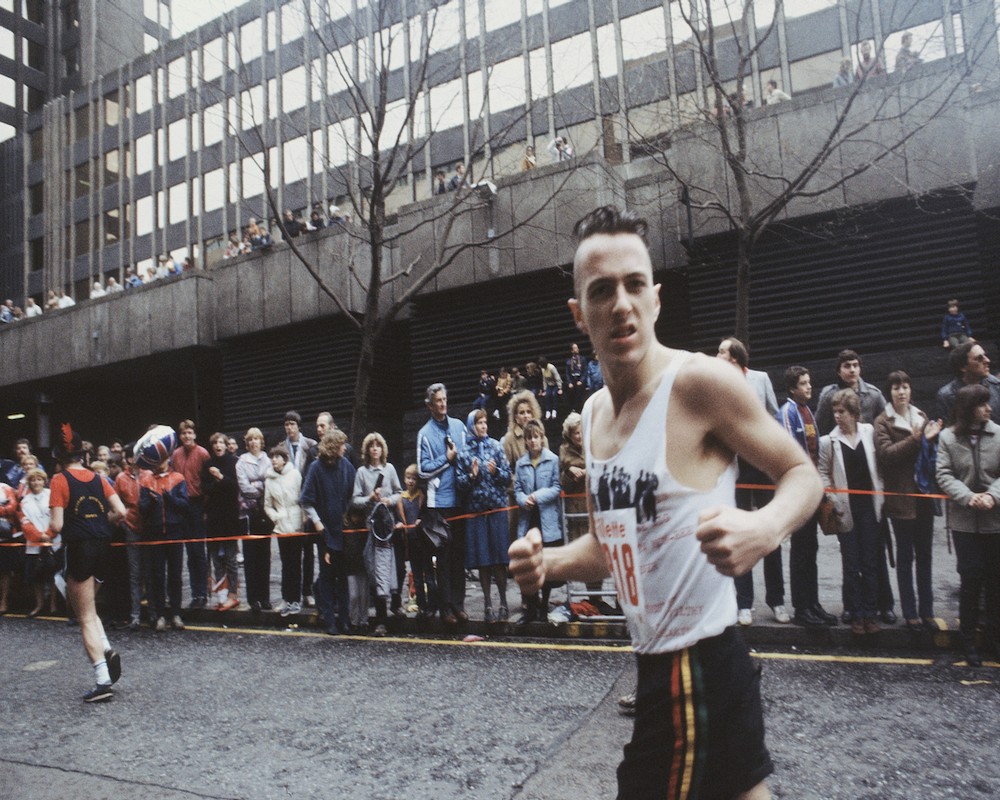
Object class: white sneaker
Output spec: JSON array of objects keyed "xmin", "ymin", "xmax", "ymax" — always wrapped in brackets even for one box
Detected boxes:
[
  {"xmin": 281, "ymin": 601, "xmax": 301, "ymax": 617},
  {"xmin": 275, "ymin": 600, "xmax": 290, "ymax": 615},
  {"xmin": 737, "ymin": 608, "xmax": 753, "ymax": 626},
  {"xmin": 771, "ymin": 605, "xmax": 791, "ymax": 624}
]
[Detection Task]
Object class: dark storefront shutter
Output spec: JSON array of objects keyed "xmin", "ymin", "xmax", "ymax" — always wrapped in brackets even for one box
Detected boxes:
[
  {"xmin": 219, "ymin": 317, "xmax": 404, "ymax": 433},
  {"xmin": 686, "ymin": 190, "xmax": 984, "ymax": 367}
]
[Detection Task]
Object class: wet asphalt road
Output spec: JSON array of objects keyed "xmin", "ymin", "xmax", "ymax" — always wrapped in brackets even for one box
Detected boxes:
[{"xmin": 2, "ymin": 616, "xmax": 998, "ymax": 800}]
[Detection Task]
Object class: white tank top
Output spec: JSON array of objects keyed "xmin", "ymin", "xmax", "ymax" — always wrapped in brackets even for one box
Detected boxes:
[{"xmin": 582, "ymin": 352, "xmax": 738, "ymax": 654}]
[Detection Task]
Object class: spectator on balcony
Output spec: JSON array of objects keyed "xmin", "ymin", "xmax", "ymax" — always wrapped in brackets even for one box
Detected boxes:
[
  {"xmin": 941, "ymin": 298, "xmax": 973, "ymax": 350},
  {"xmin": 106, "ymin": 277, "xmax": 123, "ymax": 293},
  {"xmin": 894, "ymin": 32, "xmax": 922, "ymax": 74},
  {"xmin": 0, "ymin": 301, "xmax": 12, "ymax": 323},
  {"xmin": 25, "ymin": 297, "xmax": 42, "ymax": 318},
  {"xmin": 764, "ymin": 79, "xmax": 791, "ymax": 105},
  {"xmin": 855, "ymin": 41, "xmax": 885, "ymax": 82},
  {"xmin": 57, "ymin": 290, "xmax": 75, "ymax": 309},
  {"xmin": 124, "ymin": 267, "xmax": 143, "ymax": 289},
  {"xmin": 548, "ymin": 136, "xmax": 573, "ymax": 162},
  {"xmin": 156, "ymin": 255, "xmax": 173, "ymax": 279},
  {"xmin": 434, "ymin": 170, "xmax": 448, "ymax": 195},
  {"xmin": 307, "ymin": 209, "xmax": 326, "ymax": 231},
  {"xmin": 143, "ymin": 266, "xmax": 157, "ymax": 284},
  {"xmin": 247, "ymin": 218, "xmax": 273, "ymax": 250},
  {"xmin": 521, "ymin": 145, "xmax": 536, "ymax": 171},
  {"xmin": 181, "ymin": 257, "xmax": 194, "ymax": 271},
  {"xmin": 223, "ymin": 236, "xmax": 243, "ymax": 259},
  {"xmin": 91, "ymin": 281, "xmax": 106, "ymax": 299},
  {"xmin": 564, "ymin": 343, "xmax": 588, "ymax": 413},
  {"xmin": 833, "ymin": 58, "xmax": 855, "ymax": 88},
  {"xmin": 281, "ymin": 209, "xmax": 304, "ymax": 239},
  {"xmin": 447, "ymin": 163, "xmax": 469, "ymax": 192},
  {"xmin": 329, "ymin": 204, "xmax": 347, "ymax": 224}
]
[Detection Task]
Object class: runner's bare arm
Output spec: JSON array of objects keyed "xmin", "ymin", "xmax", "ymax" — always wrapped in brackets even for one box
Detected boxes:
[
  {"xmin": 681, "ymin": 357, "xmax": 822, "ymax": 577},
  {"xmin": 50, "ymin": 506, "xmax": 64, "ymax": 534},
  {"xmin": 509, "ymin": 529, "xmax": 609, "ymax": 595}
]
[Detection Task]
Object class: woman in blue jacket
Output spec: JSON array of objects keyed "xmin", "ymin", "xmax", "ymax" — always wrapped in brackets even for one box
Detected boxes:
[{"xmin": 514, "ymin": 419, "xmax": 563, "ymax": 622}]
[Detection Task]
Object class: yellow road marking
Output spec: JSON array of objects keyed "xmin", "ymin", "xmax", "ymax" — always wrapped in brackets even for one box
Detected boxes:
[{"xmin": 12, "ymin": 614, "xmax": 998, "ymax": 667}]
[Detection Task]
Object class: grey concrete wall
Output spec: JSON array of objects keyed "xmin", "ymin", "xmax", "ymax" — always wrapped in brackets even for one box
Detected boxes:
[
  {"xmin": 2, "ymin": 80, "xmax": 996, "ymax": 389},
  {"xmin": 0, "ymin": 273, "xmax": 214, "ymax": 386}
]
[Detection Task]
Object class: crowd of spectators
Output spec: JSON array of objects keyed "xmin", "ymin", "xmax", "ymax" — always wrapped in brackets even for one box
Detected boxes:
[{"xmin": 1, "ymin": 331, "xmax": 996, "ymax": 665}]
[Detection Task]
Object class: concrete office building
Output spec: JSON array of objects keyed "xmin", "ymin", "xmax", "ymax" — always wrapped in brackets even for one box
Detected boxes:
[{"xmin": 0, "ymin": 0, "xmax": 998, "ymax": 457}]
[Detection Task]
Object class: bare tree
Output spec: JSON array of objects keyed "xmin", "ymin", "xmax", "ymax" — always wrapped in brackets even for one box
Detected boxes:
[
  {"xmin": 219, "ymin": 0, "xmax": 584, "ymax": 444},
  {"xmin": 631, "ymin": 0, "xmax": 998, "ymax": 344}
]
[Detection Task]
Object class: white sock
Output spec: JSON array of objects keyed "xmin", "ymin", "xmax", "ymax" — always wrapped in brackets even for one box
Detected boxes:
[
  {"xmin": 101, "ymin": 634, "xmax": 111, "ymax": 652},
  {"xmin": 218, "ymin": 588, "xmax": 229, "ymax": 604},
  {"xmin": 93, "ymin": 660, "xmax": 111, "ymax": 686}
]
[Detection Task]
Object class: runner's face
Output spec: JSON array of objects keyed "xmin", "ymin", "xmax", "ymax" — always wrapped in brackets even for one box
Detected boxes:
[{"xmin": 569, "ymin": 234, "xmax": 660, "ymax": 369}]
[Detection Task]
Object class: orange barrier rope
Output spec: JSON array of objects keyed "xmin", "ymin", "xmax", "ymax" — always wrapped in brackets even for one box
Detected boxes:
[{"xmin": 0, "ymin": 484, "xmax": 949, "ymax": 549}]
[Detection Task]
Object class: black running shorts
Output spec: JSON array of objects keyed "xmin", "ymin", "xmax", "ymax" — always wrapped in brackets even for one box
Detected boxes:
[
  {"xmin": 64, "ymin": 538, "xmax": 110, "ymax": 583},
  {"xmin": 617, "ymin": 626, "xmax": 773, "ymax": 800}
]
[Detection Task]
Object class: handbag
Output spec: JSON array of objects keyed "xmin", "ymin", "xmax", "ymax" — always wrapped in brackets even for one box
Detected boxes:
[{"xmin": 817, "ymin": 496, "xmax": 839, "ymax": 536}]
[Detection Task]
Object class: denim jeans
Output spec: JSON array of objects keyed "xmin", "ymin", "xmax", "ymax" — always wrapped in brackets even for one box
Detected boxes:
[
  {"xmin": 789, "ymin": 514, "xmax": 820, "ymax": 612},
  {"xmin": 890, "ymin": 500, "xmax": 934, "ymax": 620},
  {"xmin": 185, "ymin": 496, "xmax": 208, "ymax": 601},
  {"xmin": 150, "ymin": 536, "xmax": 184, "ymax": 618},
  {"xmin": 837, "ymin": 501, "xmax": 880, "ymax": 618},
  {"xmin": 125, "ymin": 526, "xmax": 149, "ymax": 620},
  {"xmin": 407, "ymin": 531, "xmax": 438, "ymax": 613},
  {"xmin": 734, "ymin": 480, "xmax": 784, "ymax": 609},
  {"xmin": 951, "ymin": 530, "xmax": 1000, "ymax": 645},
  {"xmin": 316, "ymin": 544, "xmax": 350, "ymax": 633},
  {"xmin": 543, "ymin": 386, "xmax": 559, "ymax": 415}
]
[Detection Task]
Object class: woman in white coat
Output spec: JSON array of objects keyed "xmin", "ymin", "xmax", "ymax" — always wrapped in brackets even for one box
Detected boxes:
[
  {"xmin": 264, "ymin": 446, "xmax": 304, "ymax": 616},
  {"xmin": 818, "ymin": 389, "xmax": 885, "ymax": 635}
]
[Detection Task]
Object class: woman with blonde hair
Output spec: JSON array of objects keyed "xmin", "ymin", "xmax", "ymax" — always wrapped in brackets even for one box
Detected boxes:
[
  {"xmin": 351, "ymin": 432, "xmax": 402, "ymax": 635},
  {"xmin": 19, "ymin": 468, "xmax": 57, "ymax": 617},
  {"xmin": 237, "ymin": 427, "xmax": 272, "ymax": 614},
  {"xmin": 503, "ymin": 390, "xmax": 545, "ymax": 543}
]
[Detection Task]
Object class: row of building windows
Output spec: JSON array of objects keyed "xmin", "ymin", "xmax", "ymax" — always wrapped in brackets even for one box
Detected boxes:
[{"xmin": 18, "ymin": 0, "xmax": 995, "ymax": 302}]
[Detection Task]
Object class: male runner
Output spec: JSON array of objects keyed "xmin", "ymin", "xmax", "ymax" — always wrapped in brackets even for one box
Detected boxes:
[
  {"xmin": 509, "ymin": 207, "xmax": 822, "ymax": 799},
  {"xmin": 50, "ymin": 424, "xmax": 128, "ymax": 702}
]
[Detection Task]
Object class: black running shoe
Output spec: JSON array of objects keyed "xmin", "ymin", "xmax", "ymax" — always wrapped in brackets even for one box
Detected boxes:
[
  {"xmin": 83, "ymin": 684, "xmax": 114, "ymax": 703},
  {"xmin": 105, "ymin": 649, "xmax": 122, "ymax": 684}
]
